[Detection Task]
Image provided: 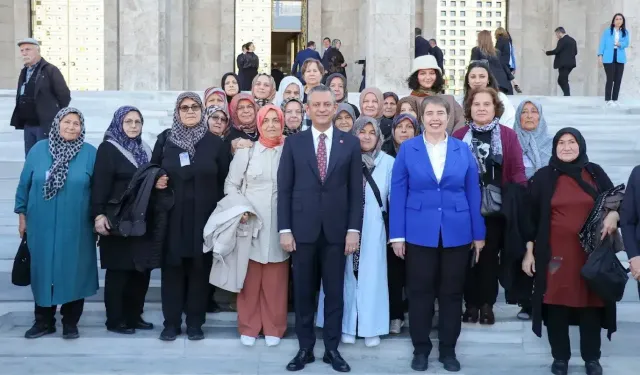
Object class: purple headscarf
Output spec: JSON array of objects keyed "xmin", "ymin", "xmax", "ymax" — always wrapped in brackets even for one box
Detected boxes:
[{"xmin": 104, "ymin": 106, "xmax": 149, "ymax": 167}]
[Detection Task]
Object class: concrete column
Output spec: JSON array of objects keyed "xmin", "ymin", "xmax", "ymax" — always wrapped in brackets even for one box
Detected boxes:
[
  {"xmin": 322, "ymin": 0, "xmax": 360, "ymax": 91},
  {"xmin": 422, "ymin": 0, "xmax": 438, "ymax": 41},
  {"xmin": 619, "ymin": 0, "xmax": 640, "ymax": 98},
  {"xmin": 308, "ymin": 0, "xmax": 322, "ymax": 54},
  {"xmin": 365, "ymin": 0, "xmax": 415, "ymax": 93},
  {"xmin": 104, "ymin": 0, "xmax": 118, "ymax": 90},
  {"xmin": 415, "ymin": 0, "xmax": 424, "ymax": 31},
  {"xmin": 219, "ymin": 0, "xmax": 236, "ymax": 80},
  {"xmin": 0, "ymin": 0, "xmax": 29, "ymax": 89},
  {"xmin": 188, "ymin": 0, "xmax": 223, "ymax": 90}
]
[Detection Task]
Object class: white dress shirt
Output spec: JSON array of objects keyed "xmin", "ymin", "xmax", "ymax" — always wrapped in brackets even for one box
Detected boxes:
[
  {"xmin": 614, "ymin": 29, "xmax": 620, "ymax": 49},
  {"xmin": 424, "ymin": 133, "xmax": 448, "ymax": 182}
]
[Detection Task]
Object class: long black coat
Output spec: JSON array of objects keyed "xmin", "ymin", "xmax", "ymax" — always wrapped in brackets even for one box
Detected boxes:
[
  {"xmin": 151, "ymin": 130, "xmax": 230, "ymax": 267},
  {"xmin": 10, "ymin": 58, "xmax": 71, "ymax": 134},
  {"xmin": 470, "ymin": 47, "xmax": 514, "ymax": 94},
  {"xmin": 526, "ymin": 163, "xmax": 617, "ymax": 339},
  {"xmin": 91, "ymin": 141, "xmax": 171, "ymax": 270}
]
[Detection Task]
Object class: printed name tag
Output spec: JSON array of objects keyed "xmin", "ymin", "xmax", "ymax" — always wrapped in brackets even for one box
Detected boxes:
[
  {"xmin": 20, "ymin": 84, "xmax": 25, "ymax": 95},
  {"xmin": 45, "ymin": 171, "xmax": 50, "ymax": 180},
  {"xmin": 179, "ymin": 152, "xmax": 190, "ymax": 167}
]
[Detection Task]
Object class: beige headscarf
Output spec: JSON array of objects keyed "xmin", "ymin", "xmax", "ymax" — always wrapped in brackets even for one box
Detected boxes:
[
  {"xmin": 251, "ymin": 73, "xmax": 276, "ymax": 107},
  {"xmin": 359, "ymin": 87, "xmax": 384, "ymax": 119}
]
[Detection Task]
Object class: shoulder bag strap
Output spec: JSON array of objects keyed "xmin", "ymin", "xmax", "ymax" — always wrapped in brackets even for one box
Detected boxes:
[
  {"xmin": 363, "ymin": 166, "xmax": 385, "ymax": 212},
  {"xmin": 241, "ymin": 146, "xmax": 256, "ymax": 195}
]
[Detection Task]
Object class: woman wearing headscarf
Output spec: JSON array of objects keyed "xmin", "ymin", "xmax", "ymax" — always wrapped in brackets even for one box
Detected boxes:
[
  {"xmin": 205, "ymin": 105, "xmax": 230, "ymax": 139},
  {"xmin": 334, "ymin": 103, "xmax": 357, "ymax": 133},
  {"xmin": 396, "ymin": 96, "xmax": 420, "ymax": 120},
  {"xmin": 317, "ymin": 116, "xmax": 394, "ymax": 348},
  {"xmin": 453, "ymin": 87, "xmax": 527, "ymax": 326},
  {"xmin": 251, "ymin": 73, "xmax": 277, "ymax": 108},
  {"xmin": 382, "ymin": 113, "xmax": 419, "ymax": 336},
  {"xmin": 227, "ymin": 93, "xmax": 260, "ymax": 152},
  {"xmin": 203, "ymin": 87, "xmax": 229, "ymax": 112},
  {"xmin": 359, "ymin": 87, "xmax": 384, "ymax": 121},
  {"xmin": 281, "ymin": 98, "xmax": 305, "ymax": 135},
  {"xmin": 151, "ymin": 92, "xmax": 230, "ymax": 341},
  {"xmin": 275, "ymin": 76, "xmax": 303, "ymax": 107},
  {"xmin": 326, "ymin": 73, "xmax": 360, "ymax": 118},
  {"xmin": 15, "ymin": 107, "xmax": 98, "ymax": 340},
  {"xmin": 380, "ymin": 92, "xmax": 399, "ymax": 140},
  {"xmin": 221, "ymin": 72, "xmax": 241, "ymax": 104},
  {"xmin": 523, "ymin": 128, "xmax": 618, "ymax": 375},
  {"xmin": 408, "ymin": 55, "xmax": 465, "ymax": 133},
  {"xmin": 224, "ymin": 104, "xmax": 289, "ymax": 347},
  {"xmin": 91, "ymin": 106, "xmax": 156, "ymax": 334}
]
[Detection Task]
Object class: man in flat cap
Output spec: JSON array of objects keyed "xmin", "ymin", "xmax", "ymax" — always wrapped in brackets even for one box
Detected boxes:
[{"xmin": 10, "ymin": 38, "xmax": 71, "ymax": 155}]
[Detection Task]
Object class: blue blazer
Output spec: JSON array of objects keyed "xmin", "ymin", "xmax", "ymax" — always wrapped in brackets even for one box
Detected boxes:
[
  {"xmin": 292, "ymin": 48, "xmax": 322, "ymax": 79},
  {"xmin": 277, "ymin": 127, "xmax": 363, "ymax": 244},
  {"xmin": 390, "ymin": 136, "xmax": 485, "ymax": 248},
  {"xmin": 598, "ymin": 28, "xmax": 630, "ymax": 64}
]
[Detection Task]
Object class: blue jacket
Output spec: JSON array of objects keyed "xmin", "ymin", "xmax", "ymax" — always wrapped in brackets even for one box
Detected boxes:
[
  {"xmin": 292, "ymin": 48, "xmax": 322, "ymax": 79},
  {"xmin": 598, "ymin": 28, "xmax": 631, "ymax": 64},
  {"xmin": 390, "ymin": 136, "xmax": 485, "ymax": 248}
]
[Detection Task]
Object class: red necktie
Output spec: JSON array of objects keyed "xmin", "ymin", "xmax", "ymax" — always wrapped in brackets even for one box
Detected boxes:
[{"xmin": 317, "ymin": 133, "xmax": 327, "ymax": 182}]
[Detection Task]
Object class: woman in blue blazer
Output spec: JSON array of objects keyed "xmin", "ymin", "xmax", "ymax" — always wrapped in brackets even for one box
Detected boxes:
[
  {"xmin": 390, "ymin": 96, "xmax": 485, "ymax": 373},
  {"xmin": 598, "ymin": 13, "xmax": 630, "ymax": 105}
]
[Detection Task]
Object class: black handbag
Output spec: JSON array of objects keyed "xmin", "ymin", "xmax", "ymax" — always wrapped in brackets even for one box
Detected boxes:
[
  {"xmin": 11, "ymin": 235, "xmax": 30, "ymax": 287},
  {"xmin": 363, "ymin": 166, "xmax": 389, "ymax": 240},
  {"xmin": 581, "ymin": 241, "xmax": 629, "ymax": 303},
  {"xmin": 481, "ymin": 183, "xmax": 502, "ymax": 216}
]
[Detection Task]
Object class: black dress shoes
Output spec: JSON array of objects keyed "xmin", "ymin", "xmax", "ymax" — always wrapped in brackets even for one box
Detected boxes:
[
  {"xmin": 159, "ymin": 326, "xmax": 181, "ymax": 341},
  {"xmin": 62, "ymin": 324, "xmax": 79, "ymax": 340},
  {"xmin": 131, "ymin": 318, "xmax": 154, "ymax": 330},
  {"xmin": 439, "ymin": 356, "xmax": 461, "ymax": 372},
  {"xmin": 286, "ymin": 349, "xmax": 315, "ymax": 371},
  {"xmin": 323, "ymin": 350, "xmax": 351, "ymax": 373},
  {"xmin": 585, "ymin": 360, "xmax": 603, "ymax": 375},
  {"xmin": 107, "ymin": 323, "xmax": 135, "ymax": 335},
  {"xmin": 411, "ymin": 354, "xmax": 429, "ymax": 371},
  {"xmin": 24, "ymin": 322, "xmax": 56, "ymax": 339},
  {"xmin": 551, "ymin": 359, "xmax": 569, "ymax": 375},
  {"xmin": 186, "ymin": 326, "xmax": 205, "ymax": 341}
]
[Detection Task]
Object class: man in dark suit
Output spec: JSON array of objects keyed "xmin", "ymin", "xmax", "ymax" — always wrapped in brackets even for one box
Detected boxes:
[
  {"xmin": 545, "ymin": 27, "xmax": 578, "ymax": 96},
  {"xmin": 415, "ymin": 28, "xmax": 432, "ymax": 58},
  {"xmin": 278, "ymin": 85, "xmax": 362, "ymax": 373},
  {"xmin": 429, "ymin": 39, "xmax": 445, "ymax": 75},
  {"xmin": 321, "ymin": 37, "xmax": 333, "ymax": 72},
  {"xmin": 10, "ymin": 38, "xmax": 70, "ymax": 155},
  {"xmin": 292, "ymin": 41, "xmax": 322, "ymax": 80}
]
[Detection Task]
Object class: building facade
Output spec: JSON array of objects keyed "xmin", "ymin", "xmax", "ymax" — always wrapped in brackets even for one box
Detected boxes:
[{"xmin": 0, "ymin": 0, "xmax": 638, "ymax": 97}]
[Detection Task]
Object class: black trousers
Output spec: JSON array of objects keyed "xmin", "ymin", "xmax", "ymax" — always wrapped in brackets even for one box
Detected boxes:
[
  {"xmin": 604, "ymin": 49, "xmax": 625, "ymax": 101},
  {"xmin": 387, "ymin": 245, "xmax": 406, "ymax": 321},
  {"xmin": 161, "ymin": 257, "xmax": 209, "ymax": 328},
  {"xmin": 464, "ymin": 217, "xmax": 504, "ymax": 308},
  {"xmin": 406, "ymin": 240, "xmax": 469, "ymax": 357},
  {"xmin": 292, "ymin": 229, "xmax": 346, "ymax": 351},
  {"xmin": 35, "ymin": 299, "xmax": 84, "ymax": 326},
  {"xmin": 104, "ymin": 269, "xmax": 150, "ymax": 328},
  {"xmin": 545, "ymin": 304, "xmax": 601, "ymax": 362},
  {"xmin": 557, "ymin": 67, "xmax": 573, "ymax": 96}
]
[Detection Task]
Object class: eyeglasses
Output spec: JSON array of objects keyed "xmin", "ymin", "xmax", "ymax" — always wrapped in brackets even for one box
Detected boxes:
[
  {"xmin": 210, "ymin": 115, "xmax": 228, "ymax": 123},
  {"xmin": 123, "ymin": 119, "xmax": 142, "ymax": 127},
  {"xmin": 179, "ymin": 104, "xmax": 202, "ymax": 113}
]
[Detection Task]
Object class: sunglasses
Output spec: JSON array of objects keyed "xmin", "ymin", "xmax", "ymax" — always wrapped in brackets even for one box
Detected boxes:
[{"xmin": 179, "ymin": 104, "xmax": 202, "ymax": 113}]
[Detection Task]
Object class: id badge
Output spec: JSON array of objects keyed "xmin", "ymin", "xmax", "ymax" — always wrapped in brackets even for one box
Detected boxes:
[
  {"xmin": 20, "ymin": 84, "xmax": 25, "ymax": 95},
  {"xmin": 45, "ymin": 170, "xmax": 50, "ymax": 180},
  {"xmin": 179, "ymin": 152, "xmax": 190, "ymax": 167}
]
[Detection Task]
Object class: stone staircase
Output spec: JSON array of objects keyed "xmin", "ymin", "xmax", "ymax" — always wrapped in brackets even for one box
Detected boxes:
[{"xmin": 0, "ymin": 91, "xmax": 639, "ymax": 374}]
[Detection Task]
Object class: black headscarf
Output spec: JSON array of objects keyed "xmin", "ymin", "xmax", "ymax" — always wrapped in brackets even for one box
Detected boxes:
[
  {"xmin": 549, "ymin": 127, "xmax": 598, "ymax": 198},
  {"xmin": 221, "ymin": 72, "xmax": 241, "ymax": 103}
]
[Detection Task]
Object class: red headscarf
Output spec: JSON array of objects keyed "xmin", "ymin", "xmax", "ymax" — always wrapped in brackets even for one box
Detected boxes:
[
  {"xmin": 257, "ymin": 104, "xmax": 284, "ymax": 148},
  {"xmin": 229, "ymin": 93, "xmax": 258, "ymax": 133}
]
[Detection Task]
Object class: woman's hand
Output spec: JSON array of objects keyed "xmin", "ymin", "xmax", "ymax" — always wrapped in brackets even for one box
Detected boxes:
[
  {"xmin": 522, "ymin": 242, "xmax": 535, "ymax": 277},
  {"xmin": 392, "ymin": 241, "xmax": 405, "ymax": 259},
  {"xmin": 598, "ymin": 55, "xmax": 603, "ymax": 67},
  {"xmin": 155, "ymin": 175, "xmax": 169, "ymax": 190},
  {"xmin": 18, "ymin": 214, "xmax": 26, "ymax": 238},
  {"xmin": 237, "ymin": 139, "xmax": 253, "ymax": 150},
  {"xmin": 601, "ymin": 211, "xmax": 619, "ymax": 240},
  {"xmin": 472, "ymin": 240, "xmax": 485, "ymax": 263},
  {"xmin": 94, "ymin": 214, "xmax": 111, "ymax": 236}
]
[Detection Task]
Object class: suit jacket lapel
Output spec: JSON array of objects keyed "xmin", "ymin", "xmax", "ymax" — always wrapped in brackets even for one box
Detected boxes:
[
  {"xmin": 412, "ymin": 137, "xmax": 438, "ymax": 184},
  {"xmin": 304, "ymin": 130, "xmax": 322, "ymax": 182},
  {"xmin": 441, "ymin": 136, "xmax": 459, "ymax": 181},
  {"xmin": 325, "ymin": 128, "xmax": 342, "ymax": 181}
]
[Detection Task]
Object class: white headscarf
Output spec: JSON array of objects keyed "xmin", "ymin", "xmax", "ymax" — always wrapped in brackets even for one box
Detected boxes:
[{"xmin": 275, "ymin": 76, "xmax": 304, "ymax": 107}]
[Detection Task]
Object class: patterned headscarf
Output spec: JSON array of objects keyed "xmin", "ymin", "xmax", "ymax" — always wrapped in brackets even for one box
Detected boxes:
[
  {"xmin": 168, "ymin": 92, "xmax": 208, "ymax": 161},
  {"xmin": 392, "ymin": 113, "xmax": 421, "ymax": 136},
  {"xmin": 203, "ymin": 87, "xmax": 229, "ymax": 112},
  {"xmin": 257, "ymin": 104, "xmax": 285, "ymax": 148},
  {"xmin": 229, "ymin": 93, "xmax": 258, "ymax": 133},
  {"xmin": 325, "ymin": 73, "xmax": 349, "ymax": 103},
  {"xmin": 43, "ymin": 107, "xmax": 86, "ymax": 200},
  {"xmin": 104, "ymin": 106, "xmax": 149, "ymax": 167},
  {"xmin": 462, "ymin": 117, "xmax": 503, "ymax": 174},
  {"xmin": 251, "ymin": 73, "xmax": 277, "ymax": 107},
  {"xmin": 513, "ymin": 100, "xmax": 553, "ymax": 178},
  {"xmin": 334, "ymin": 103, "xmax": 356, "ymax": 126},
  {"xmin": 280, "ymin": 97, "xmax": 304, "ymax": 136},
  {"xmin": 204, "ymin": 105, "xmax": 230, "ymax": 139},
  {"xmin": 359, "ymin": 87, "xmax": 384, "ymax": 119},
  {"xmin": 275, "ymin": 76, "xmax": 304, "ymax": 107},
  {"xmin": 352, "ymin": 116, "xmax": 382, "ymax": 171}
]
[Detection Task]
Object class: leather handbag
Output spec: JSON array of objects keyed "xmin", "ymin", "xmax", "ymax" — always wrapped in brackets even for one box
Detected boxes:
[
  {"xmin": 11, "ymin": 235, "xmax": 30, "ymax": 287},
  {"xmin": 581, "ymin": 239, "xmax": 629, "ymax": 303},
  {"xmin": 481, "ymin": 183, "xmax": 502, "ymax": 217}
]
